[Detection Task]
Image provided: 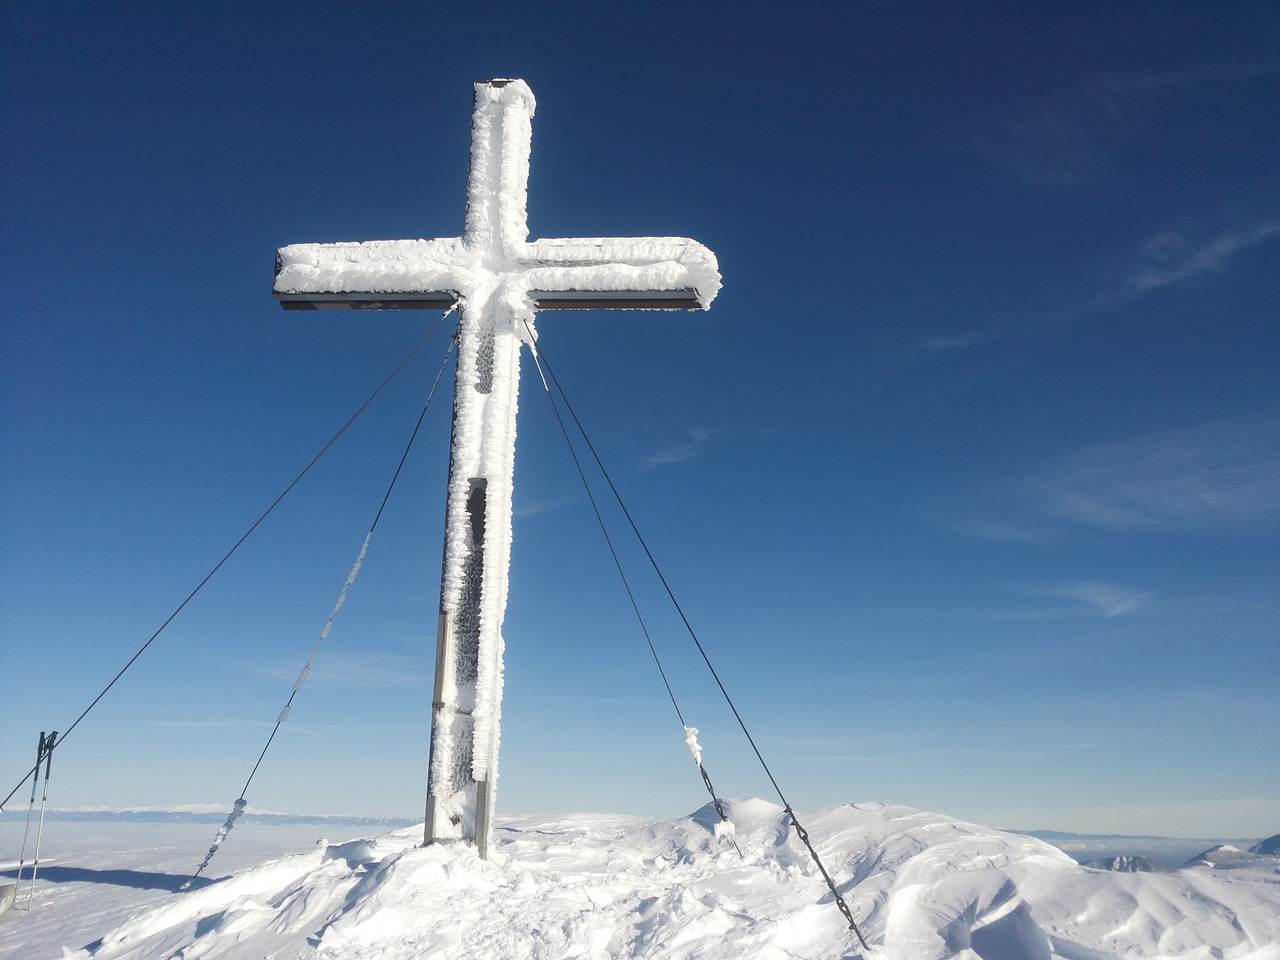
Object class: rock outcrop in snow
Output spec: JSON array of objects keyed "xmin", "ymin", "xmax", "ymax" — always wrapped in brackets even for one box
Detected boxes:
[{"xmin": 1083, "ymin": 854, "xmax": 1169, "ymax": 873}]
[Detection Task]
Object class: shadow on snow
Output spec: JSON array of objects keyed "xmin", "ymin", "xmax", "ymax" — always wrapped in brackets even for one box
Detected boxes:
[{"xmin": 1, "ymin": 865, "xmax": 216, "ymax": 892}]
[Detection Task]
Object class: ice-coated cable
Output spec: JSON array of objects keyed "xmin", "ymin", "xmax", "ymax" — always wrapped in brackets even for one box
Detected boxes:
[
  {"xmin": 529, "ymin": 340, "xmax": 869, "ymax": 949},
  {"xmin": 0, "ymin": 306, "xmax": 457, "ymax": 813},
  {"xmin": 182, "ymin": 328, "xmax": 459, "ymax": 889},
  {"xmin": 526, "ymin": 333, "xmax": 741, "ymax": 858}
]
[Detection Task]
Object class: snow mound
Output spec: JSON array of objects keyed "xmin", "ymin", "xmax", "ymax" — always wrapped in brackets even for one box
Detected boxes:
[{"xmin": 70, "ymin": 800, "xmax": 1280, "ymax": 960}]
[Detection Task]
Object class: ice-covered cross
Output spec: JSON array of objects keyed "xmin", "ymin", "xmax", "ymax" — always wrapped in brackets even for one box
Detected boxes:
[{"xmin": 274, "ymin": 80, "xmax": 719, "ymax": 857}]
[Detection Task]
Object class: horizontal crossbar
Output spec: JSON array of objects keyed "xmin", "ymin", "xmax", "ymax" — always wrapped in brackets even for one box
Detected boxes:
[{"xmin": 275, "ymin": 289, "xmax": 703, "ymax": 311}]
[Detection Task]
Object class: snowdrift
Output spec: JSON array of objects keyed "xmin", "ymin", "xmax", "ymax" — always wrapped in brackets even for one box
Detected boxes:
[{"xmin": 70, "ymin": 800, "xmax": 1279, "ymax": 960}]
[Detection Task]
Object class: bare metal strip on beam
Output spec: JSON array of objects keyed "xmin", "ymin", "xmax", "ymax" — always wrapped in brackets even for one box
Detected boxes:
[
  {"xmin": 276, "ymin": 289, "xmax": 701, "ymax": 311},
  {"xmin": 276, "ymin": 292, "xmax": 460, "ymax": 311},
  {"xmin": 530, "ymin": 289, "xmax": 701, "ymax": 310}
]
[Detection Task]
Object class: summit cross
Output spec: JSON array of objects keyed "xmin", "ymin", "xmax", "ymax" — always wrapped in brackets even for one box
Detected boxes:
[{"xmin": 274, "ymin": 79, "xmax": 720, "ymax": 857}]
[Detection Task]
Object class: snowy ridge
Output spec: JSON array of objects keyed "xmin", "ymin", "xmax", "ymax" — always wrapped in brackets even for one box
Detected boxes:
[{"xmin": 64, "ymin": 800, "xmax": 1280, "ymax": 960}]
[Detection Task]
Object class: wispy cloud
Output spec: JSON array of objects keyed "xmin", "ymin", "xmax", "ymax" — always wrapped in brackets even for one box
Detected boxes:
[
  {"xmin": 856, "ymin": 323, "xmax": 1039, "ymax": 389},
  {"xmin": 146, "ymin": 720, "xmax": 270, "ymax": 729},
  {"xmin": 514, "ymin": 493, "xmax": 579, "ymax": 517},
  {"xmin": 260, "ymin": 652, "xmax": 430, "ymax": 689},
  {"xmin": 904, "ymin": 214, "xmax": 1276, "ymax": 365},
  {"xmin": 920, "ymin": 328, "xmax": 1015, "ymax": 353},
  {"xmin": 1117, "ymin": 221, "xmax": 1280, "ymax": 298},
  {"xmin": 644, "ymin": 428, "xmax": 709, "ymax": 468},
  {"xmin": 968, "ymin": 109, "xmax": 1108, "ymax": 188},
  {"xmin": 1007, "ymin": 580, "xmax": 1152, "ymax": 617},
  {"xmin": 935, "ymin": 517, "xmax": 1046, "ymax": 543},
  {"xmin": 963, "ymin": 63, "xmax": 1277, "ymax": 188},
  {"xmin": 1035, "ymin": 417, "xmax": 1280, "ymax": 533},
  {"xmin": 938, "ymin": 415, "xmax": 1280, "ymax": 540}
]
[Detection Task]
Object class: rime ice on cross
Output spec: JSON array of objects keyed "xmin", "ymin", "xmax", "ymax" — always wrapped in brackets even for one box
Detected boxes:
[{"xmin": 274, "ymin": 79, "xmax": 720, "ymax": 858}]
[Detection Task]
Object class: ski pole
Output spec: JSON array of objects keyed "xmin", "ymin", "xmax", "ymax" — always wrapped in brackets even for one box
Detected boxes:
[
  {"xmin": 14, "ymin": 732, "xmax": 44, "ymax": 897},
  {"xmin": 25, "ymin": 731, "xmax": 56, "ymax": 912}
]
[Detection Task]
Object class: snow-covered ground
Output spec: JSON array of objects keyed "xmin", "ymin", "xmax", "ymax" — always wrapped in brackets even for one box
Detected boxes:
[{"xmin": 2, "ymin": 800, "xmax": 1277, "ymax": 959}]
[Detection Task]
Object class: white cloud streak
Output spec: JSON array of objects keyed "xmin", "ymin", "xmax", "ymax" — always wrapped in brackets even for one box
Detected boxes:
[
  {"xmin": 939, "ymin": 415, "xmax": 1280, "ymax": 540},
  {"xmin": 1035, "ymin": 417, "xmax": 1280, "ymax": 533},
  {"xmin": 920, "ymin": 328, "xmax": 1013, "ymax": 353},
  {"xmin": 261, "ymin": 652, "xmax": 430, "ymax": 689},
  {"xmin": 514, "ymin": 493, "xmax": 579, "ymax": 517},
  {"xmin": 964, "ymin": 63, "xmax": 1278, "ymax": 188},
  {"xmin": 644, "ymin": 429, "xmax": 709, "ymax": 468},
  {"xmin": 1011, "ymin": 580, "xmax": 1152, "ymax": 617},
  {"xmin": 146, "ymin": 720, "xmax": 271, "ymax": 729},
  {"xmin": 1120, "ymin": 222, "xmax": 1280, "ymax": 297}
]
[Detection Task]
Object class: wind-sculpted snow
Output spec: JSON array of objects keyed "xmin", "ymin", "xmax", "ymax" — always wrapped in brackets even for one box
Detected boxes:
[{"xmin": 49, "ymin": 801, "xmax": 1280, "ymax": 960}]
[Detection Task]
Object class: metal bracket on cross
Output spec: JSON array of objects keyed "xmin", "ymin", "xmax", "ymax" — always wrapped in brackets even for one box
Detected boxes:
[{"xmin": 274, "ymin": 79, "xmax": 720, "ymax": 858}]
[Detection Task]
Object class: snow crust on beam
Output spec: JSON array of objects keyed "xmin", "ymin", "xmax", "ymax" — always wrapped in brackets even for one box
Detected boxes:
[
  {"xmin": 274, "ymin": 235, "xmax": 720, "ymax": 310},
  {"xmin": 430, "ymin": 290, "xmax": 522, "ymax": 833},
  {"xmin": 523, "ymin": 237, "xmax": 721, "ymax": 307},
  {"xmin": 466, "ymin": 79, "xmax": 534, "ymax": 260},
  {"xmin": 275, "ymin": 238, "xmax": 469, "ymax": 296}
]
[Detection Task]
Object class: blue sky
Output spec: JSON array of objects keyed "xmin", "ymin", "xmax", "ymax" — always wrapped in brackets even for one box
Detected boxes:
[{"xmin": 2, "ymin": 2, "xmax": 1277, "ymax": 839}]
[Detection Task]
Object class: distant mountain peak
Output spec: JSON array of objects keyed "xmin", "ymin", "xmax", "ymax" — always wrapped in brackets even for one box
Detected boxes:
[
  {"xmin": 1249, "ymin": 834, "xmax": 1280, "ymax": 856},
  {"xmin": 1184, "ymin": 844, "xmax": 1262, "ymax": 867}
]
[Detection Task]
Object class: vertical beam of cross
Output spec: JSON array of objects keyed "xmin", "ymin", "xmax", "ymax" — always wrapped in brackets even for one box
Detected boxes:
[
  {"xmin": 426, "ymin": 82, "xmax": 531, "ymax": 854},
  {"xmin": 274, "ymin": 79, "xmax": 720, "ymax": 857}
]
